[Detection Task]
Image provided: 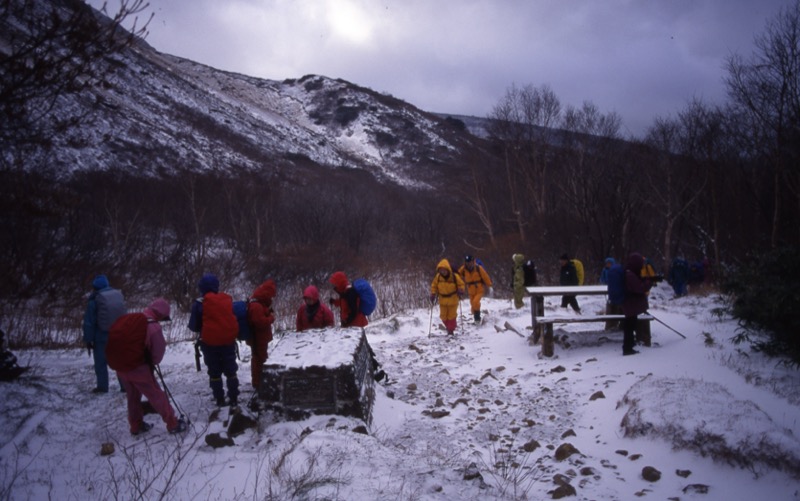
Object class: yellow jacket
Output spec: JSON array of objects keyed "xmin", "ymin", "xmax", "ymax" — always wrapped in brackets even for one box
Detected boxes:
[
  {"xmin": 431, "ymin": 259, "xmax": 465, "ymax": 307},
  {"xmin": 458, "ymin": 263, "xmax": 492, "ymax": 294}
]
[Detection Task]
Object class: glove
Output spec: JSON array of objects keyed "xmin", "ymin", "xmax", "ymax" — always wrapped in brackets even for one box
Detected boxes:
[{"xmin": 429, "ymin": 293, "xmax": 436, "ymax": 304}]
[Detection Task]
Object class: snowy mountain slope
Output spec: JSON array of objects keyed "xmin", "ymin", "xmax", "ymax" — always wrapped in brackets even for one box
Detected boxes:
[
  {"xmin": 2, "ymin": 287, "xmax": 799, "ymax": 500},
  {"xmin": 22, "ymin": 14, "xmax": 474, "ymax": 188}
]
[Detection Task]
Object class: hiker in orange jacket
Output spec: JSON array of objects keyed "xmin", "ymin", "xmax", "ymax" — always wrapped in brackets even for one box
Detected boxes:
[
  {"xmin": 458, "ymin": 255, "xmax": 493, "ymax": 323},
  {"xmin": 430, "ymin": 259, "xmax": 466, "ymax": 335}
]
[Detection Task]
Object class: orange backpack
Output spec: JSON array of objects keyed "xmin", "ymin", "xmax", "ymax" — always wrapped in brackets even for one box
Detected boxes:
[{"xmin": 201, "ymin": 292, "xmax": 238, "ymax": 346}]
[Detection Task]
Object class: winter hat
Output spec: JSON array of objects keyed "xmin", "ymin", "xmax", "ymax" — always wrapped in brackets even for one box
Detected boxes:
[
  {"xmin": 198, "ymin": 273, "xmax": 220, "ymax": 294},
  {"xmin": 329, "ymin": 271, "xmax": 349, "ymax": 293},
  {"xmin": 303, "ymin": 285, "xmax": 320, "ymax": 302},
  {"xmin": 465, "ymin": 255, "xmax": 474, "ymax": 263},
  {"xmin": 92, "ymin": 274, "xmax": 109, "ymax": 290},
  {"xmin": 436, "ymin": 259, "xmax": 452, "ymax": 273},
  {"xmin": 625, "ymin": 253, "xmax": 645, "ymax": 273},
  {"xmin": 560, "ymin": 253, "xmax": 570, "ymax": 261},
  {"xmin": 252, "ymin": 279, "xmax": 277, "ymax": 302},
  {"xmin": 512, "ymin": 254, "xmax": 524, "ymax": 265},
  {"xmin": 146, "ymin": 298, "xmax": 171, "ymax": 321}
]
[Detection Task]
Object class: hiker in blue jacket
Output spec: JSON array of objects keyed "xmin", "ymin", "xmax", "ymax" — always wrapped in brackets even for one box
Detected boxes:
[
  {"xmin": 599, "ymin": 257, "xmax": 616, "ymax": 285},
  {"xmin": 668, "ymin": 257, "xmax": 689, "ymax": 298},
  {"xmin": 82, "ymin": 274, "xmax": 126, "ymax": 393}
]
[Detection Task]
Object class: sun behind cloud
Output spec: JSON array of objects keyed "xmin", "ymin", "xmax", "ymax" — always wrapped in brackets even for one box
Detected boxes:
[{"xmin": 326, "ymin": 0, "xmax": 373, "ymax": 45}]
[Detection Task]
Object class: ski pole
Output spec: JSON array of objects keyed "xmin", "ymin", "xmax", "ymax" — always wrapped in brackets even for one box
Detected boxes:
[
  {"xmin": 155, "ymin": 365, "xmax": 191, "ymax": 425},
  {"xmin": 647, "ymin": 311, "xmax": 687, "ymax": 339},
  {"xmin": 458, "ymin": 297, "xmax": 464, "ymax": 336},
  {"xmin": 427, "ymin": 301, "xmax": 435, "ymax": 338}
]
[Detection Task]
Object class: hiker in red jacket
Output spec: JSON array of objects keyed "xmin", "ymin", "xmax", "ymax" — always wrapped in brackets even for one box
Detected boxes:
[
  {"xmin": 329, "ymin": 271, "xmax": 368, "ymax": 328},
  {"xmin": 247, "ymin": 279, "xmax": 276, "ymax": 390},
  {"xmin": 296, "ymin": 285, "xmax": 334, "ymax": 332},
  {"xmin": 116, "ymin": 298, "xmax": 186, "ymax": 435}
]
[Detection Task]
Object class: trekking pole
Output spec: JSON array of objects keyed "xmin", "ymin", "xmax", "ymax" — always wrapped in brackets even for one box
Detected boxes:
[
  {"xmin": 646, "ymin": 311, "xmax": 687, "ymax": 339},
  {"xmin": 458, "ymin": 298, "xmax": 465, "ymax": 336},
  {"xmin": 427, "ymin": 301, "xmax": 435, "ymax": 338},
  {"xmin": 155, "ymin": 365, "xmax": 191, "ymax": 425}
]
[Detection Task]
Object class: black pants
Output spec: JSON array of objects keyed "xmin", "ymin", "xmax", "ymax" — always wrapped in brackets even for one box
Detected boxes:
[
  {"xmin": 622, "ymin": 315, "xmax": 639, "ymax": 353},
  {"xmin": 561, "ymin": 295, "xmax": 580, "ymax": 312}
]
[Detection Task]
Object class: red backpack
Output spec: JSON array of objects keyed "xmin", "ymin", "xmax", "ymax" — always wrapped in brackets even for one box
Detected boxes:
[
  {"xmin": 201, "ymin": 292, "xmax": 238, "ymax": 346},
  {"xmin": 106, "ymin": 313, "xmax": 152, "ymax": 372}
]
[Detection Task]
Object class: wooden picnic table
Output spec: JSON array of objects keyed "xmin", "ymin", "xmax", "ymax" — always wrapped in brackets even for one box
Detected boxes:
[{"xmin": 526, "ymin": 285, "xmax": 652, "ymax": 357}]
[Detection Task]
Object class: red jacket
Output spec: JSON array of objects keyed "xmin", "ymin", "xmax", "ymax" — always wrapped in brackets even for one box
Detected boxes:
[
  {"xmin": 296, "ymin": 286, "xmax": 334, "ymax": 331},
  {"xmin": 329, "ymin": 272, "xmax": 368, "ymax": 328},
  {"xmin": 248, "ymin": 279, "xmax": 276, "ymax": 344}
]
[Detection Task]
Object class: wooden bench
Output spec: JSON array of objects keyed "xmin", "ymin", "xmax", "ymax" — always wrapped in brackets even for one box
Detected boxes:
[{"xmin": 526, "ymin": 285, "xmax": 653, "ymax": 357}]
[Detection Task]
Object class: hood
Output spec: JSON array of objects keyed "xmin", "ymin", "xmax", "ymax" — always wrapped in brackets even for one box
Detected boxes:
[
  {"xmin": 303, "ymin": 285, "xmax": 320, "ymax": 302},
  {"xmin": 198, "ymin": 273, "xmax": 219, "ymax": 294},
  {"xmin": 145, "ymin": 298, "xmax": 171, "ymax": 321},
  {"xmin": 625, "ymin": 253, "xmax": 645, "ymax": 273},
  {"xmin": 329, "ymin": 271, "xmax": 349, "ymax": 293},
  {"xmin": 512, "ymin": 254, "xmax": 525, "ymax": 266},
  {"xmin": 436, "ymin": 259, "xmax": 453, "ymax": 273},
  {"xmin": 92, "ymin": 274, "xmax": 109, "ymax": 290},
  {"xmin": 605, "ymin": 257, "xmax": 616, "ymax": 266},
  {"xmin": 252, "ymin": 279, "xmax": 277, "ymax": 302}
]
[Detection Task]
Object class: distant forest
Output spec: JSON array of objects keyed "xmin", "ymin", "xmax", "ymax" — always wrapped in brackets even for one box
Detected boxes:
[{"xmin": 1, "ymin": 0, "xmax": 798, "ymax": 345}]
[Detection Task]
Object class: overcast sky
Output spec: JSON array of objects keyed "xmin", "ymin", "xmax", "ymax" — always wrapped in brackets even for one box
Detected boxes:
[{"xmin": 96, "ymin": 0, "xmax": 791, "ymax": 137}]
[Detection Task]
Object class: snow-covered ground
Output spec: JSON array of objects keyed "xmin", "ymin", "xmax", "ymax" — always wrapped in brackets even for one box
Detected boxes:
[{"xmin": 2, "ymin": 284, "xmax": 799, "ymax": 500}]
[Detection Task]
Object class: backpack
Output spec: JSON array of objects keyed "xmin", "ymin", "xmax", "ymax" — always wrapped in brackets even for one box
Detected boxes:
[
  {"xmin": 352, "ymin": 278, "xmax": 377, "ymax": 316},
  {"xmin": 522, "ymin": 259, "xmax": 537, "ymax": 287},
  {"xmin": 200, "ymin": 292, "xmax": 238, "ymax": 346},
  {"xmin": 607, "ymin": 264, "xmax": 625, "ymax": 306},
  {"xmin": 232, "ymin": 300, "xmax": 252, "ymax": 342},
  {"xmin": 95, "ymin": 288, "xmax": 126, "ymax": 331},
  {"xmin": 106, "ymin": 313, "xmax": 151, "ymax": 372},
  {"xmin": 571, "ymin": 259, "xmax": 585, "ymax": 285}
]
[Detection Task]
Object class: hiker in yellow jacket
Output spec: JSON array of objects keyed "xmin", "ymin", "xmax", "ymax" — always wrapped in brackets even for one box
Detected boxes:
[
  {"xmin": 430, "ymin": 259, "xmax": 466, "ymax": 336},
  {"xmin": 458, "ymin": 255, "xmax": 493, "ymax": 323}
]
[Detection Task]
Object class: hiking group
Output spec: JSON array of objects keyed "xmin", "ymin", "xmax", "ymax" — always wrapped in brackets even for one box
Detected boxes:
[
  {"xmin": 78, "ymin": 269, "xmax": 380, "ymax": 437},
  {"xmin": 35, "ymin": 252, "xmax": 706, "ymax": 435}
]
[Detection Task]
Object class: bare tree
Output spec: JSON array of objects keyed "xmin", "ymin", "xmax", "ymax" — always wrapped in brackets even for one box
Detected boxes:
[
  {"xmin": 725, "ymin": 0, "xmax": 800, "ymax": 248},
  {"xmin": 0, "ymin": 0, "xmax": 152, "ymax": 169},
  {"xmin": 488, "ymin": 84, "xmax": 562, "ymax": 244},
  {"xmin": 644, "ymin": 115, "xmax": 709, "ymax": 268}
]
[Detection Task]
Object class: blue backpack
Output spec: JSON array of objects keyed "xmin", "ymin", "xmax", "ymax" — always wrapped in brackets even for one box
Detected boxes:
[
  {"xmin": 232, "ymin": 300, "xmax": 252, "ymax": 342},
  {"xmin": 352, "ymin": 279, "xmax": 377, "ymax": 316},
  {"xmin": 607, "ymin": 264, "xmax": 626, "ymax": 306}
]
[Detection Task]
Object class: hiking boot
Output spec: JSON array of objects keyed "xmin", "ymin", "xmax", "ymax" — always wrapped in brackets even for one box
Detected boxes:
[
  {"xmin": 91, "ymin": 387, "xmax": 108, "ymax": 394},
  {"xmin": 215, "ymin": 397, "xmax": 226, "ymax": 407},
  {"xmin": 447, "ymin": 330, "xmax": 454, "ymax": 336},
  {"xmin": 623, "ymin": 349, "xmax": 639, "ymax": 356},
  {"xmin": 131, "ymin": 421, "xmax": 153, "ymax": 436},
  {"xmin": 229, "ymin": 397, "xmax": 238, "ymax": 407},
  {"xmin": 473, "ymin": 312, "xmax": 481, "ymax": 323},
  {"xmin": 169, "ymin": 417, "xmax": 188, "ymax": 434}
]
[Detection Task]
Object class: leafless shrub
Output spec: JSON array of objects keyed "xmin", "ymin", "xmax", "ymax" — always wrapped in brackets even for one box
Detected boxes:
[{"xmin": 473, "ymin": 433, "xmax": 545, "ymax": 500}]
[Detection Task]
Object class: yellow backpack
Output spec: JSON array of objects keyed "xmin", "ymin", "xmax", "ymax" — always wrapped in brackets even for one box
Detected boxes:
[{"xmin": 571, "ymin": 259, "xmax": 585, "ymax": 285}]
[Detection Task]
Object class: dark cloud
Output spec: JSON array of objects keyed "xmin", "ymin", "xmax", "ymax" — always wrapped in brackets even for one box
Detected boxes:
[{"xmin": 93, "ymin": 0, "xmax": 792, "ymax": 137}]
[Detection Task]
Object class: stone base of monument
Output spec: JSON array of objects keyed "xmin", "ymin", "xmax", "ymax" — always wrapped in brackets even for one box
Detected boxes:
[{"xmin": 259, "ymin": 327, "xmax": 375, "ymax": 425}]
